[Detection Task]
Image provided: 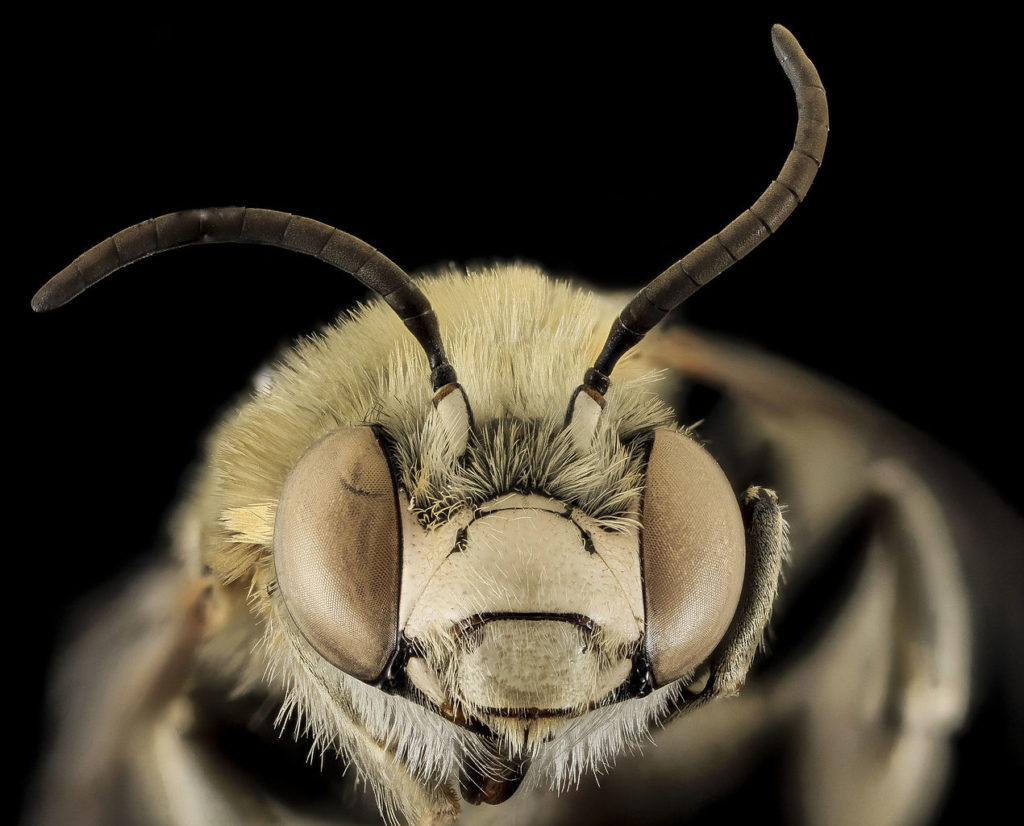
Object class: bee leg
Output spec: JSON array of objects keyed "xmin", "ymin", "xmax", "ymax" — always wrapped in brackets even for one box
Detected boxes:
[
  {"xmin": 340, "ymin": 717, "xmax": 461, "ymax": 826},
  {"xmin": 27, "ymin": 569, "xmax": 217, "ymax": 826},
  {"xmin": 785, "ymin": 460, "xmax": 970, "ymax": 826},
  {"xmin": 705, "ymin": 485, "xmax": 788, "ymax": 698}
]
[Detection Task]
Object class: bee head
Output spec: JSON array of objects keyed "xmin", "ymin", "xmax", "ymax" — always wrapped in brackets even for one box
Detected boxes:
[{"xmin": 271, "ymin": 376, "xmax": 746, "ymax": 742}]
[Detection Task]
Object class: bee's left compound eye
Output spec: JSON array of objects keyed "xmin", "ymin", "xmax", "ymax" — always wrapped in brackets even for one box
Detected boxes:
[
  {"xmin": 641, "ymin": 429, "xmax": 747, "ymax": 687},
  {"xmin": 273, "ymin": 427, "xmax": 400, "ymax": 682}
]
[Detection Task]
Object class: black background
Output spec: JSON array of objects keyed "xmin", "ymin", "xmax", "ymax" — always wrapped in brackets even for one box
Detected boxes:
[{"xmin": 11, "ymin": 11, "xmax": 1015, "ymax": 824}]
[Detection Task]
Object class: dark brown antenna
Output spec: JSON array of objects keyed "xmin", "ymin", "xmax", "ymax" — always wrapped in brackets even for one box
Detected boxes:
[
  {"xmin": 33, "ymin": 207, "xmax": 458, "ymax": 391},
  {"xmin": 583, "ymin": 24, "xmax": 828, "ymax": 395}
]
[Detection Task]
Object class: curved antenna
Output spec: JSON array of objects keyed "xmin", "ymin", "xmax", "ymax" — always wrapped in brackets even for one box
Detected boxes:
[
  {"xmin": 33, "ymin": 207, "xmax": 458, "ymax": 391},
  {"xmin": 583, "ymin": 24, "xmax": 828, "ymax": 396}
]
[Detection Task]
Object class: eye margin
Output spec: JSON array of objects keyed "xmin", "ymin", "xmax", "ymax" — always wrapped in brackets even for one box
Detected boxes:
[
  {"xmin": 272, "ymin": 424, "xmax": 404, "ymax": 684},
  {"xmin": 636, "ymin": 426, "xmax": 747, "ymax": 690}
]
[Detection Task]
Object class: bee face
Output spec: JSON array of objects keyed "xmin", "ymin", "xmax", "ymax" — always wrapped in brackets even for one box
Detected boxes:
[
  {"xmin": 398, "ymin": 491, "xmax": 644, "ymax": 729},
  {"xmin": 261, "ymin": 270, "xmax": 750, "ymax": 750}
]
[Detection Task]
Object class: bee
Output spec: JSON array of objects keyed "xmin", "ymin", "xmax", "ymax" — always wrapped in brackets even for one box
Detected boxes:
[{"xmin": 20, "ymin": 21, "xmax": 1022, "ymax": 826}]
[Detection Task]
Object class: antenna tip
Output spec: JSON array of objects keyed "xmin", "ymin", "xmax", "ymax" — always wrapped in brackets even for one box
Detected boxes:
[
  {"xmin": 31, "ymin": 287, "xmax": 55, "ymax": 312},
  {"xmin": 770, "ymin": 24, "xmax": 797, "ymax": 59},
  {"xmin": 31, "ymin": 278, "xmax": 73, "ymax": 312}
]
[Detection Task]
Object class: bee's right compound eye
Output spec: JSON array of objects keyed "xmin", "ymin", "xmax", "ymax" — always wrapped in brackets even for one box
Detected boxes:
[
  {"xmin": 273, "ymin": 427, "xmax": 401, "ymax": 682},
  {"xmin": 641, "ymin": 428, "xmax": 747, "ymax": 687}
]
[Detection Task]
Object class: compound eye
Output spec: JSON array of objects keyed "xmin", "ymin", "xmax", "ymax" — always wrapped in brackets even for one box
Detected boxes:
[
  {"xmin": 274, "ymin": 427, "xmax": 400, "ymax": 682},
  {"xmin": 642, "ymin": 428, "xmax": 746, "ymax": 687}
]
